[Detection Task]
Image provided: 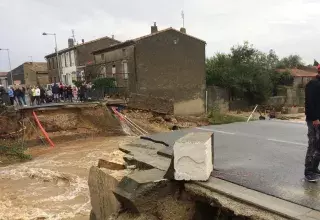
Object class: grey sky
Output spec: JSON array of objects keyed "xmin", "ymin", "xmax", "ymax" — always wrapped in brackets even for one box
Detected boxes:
[{"xmin": 1, "ymin": 0, "xmax": 320, "ymax": 71}]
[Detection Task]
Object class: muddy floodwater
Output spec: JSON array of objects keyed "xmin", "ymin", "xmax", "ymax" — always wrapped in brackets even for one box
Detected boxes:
[{"xmin": 0, "ymin": 136, "xmax": 134, "ymax": 220}]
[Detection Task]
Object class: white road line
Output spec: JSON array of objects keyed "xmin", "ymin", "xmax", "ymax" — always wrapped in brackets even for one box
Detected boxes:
[
  {"xmin": 267, "ymin": 138, "xmax": 306, "ymax": 146},
  {"xmin": 196, "ymin": 127, "xmax": 235, "ymax": 135}
]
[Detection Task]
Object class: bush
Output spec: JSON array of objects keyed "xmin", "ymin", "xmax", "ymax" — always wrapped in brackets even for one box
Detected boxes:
[
  {"xmin": 208, "ymin": 111, "xmax": 247, "ymax": 125},
  {"xmin": 0, "ymin": 140, "xmax": 32, "ymax": 162},
  {"xmin": 92, "ymin": 77, "xmax": 116, "ymax": 89}
]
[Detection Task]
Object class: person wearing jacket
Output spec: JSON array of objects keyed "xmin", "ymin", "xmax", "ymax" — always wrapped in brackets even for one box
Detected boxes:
[
  {"xmin": 35, "ymin": 86, "xmax": 41, "ymax": 105},
  {"xmin": 8, "ymin": 87, "xmax": 14, "ymax": 105},
  {"xmin": 304, "ymin": 65, "xmax": 320, "ymax": 182},
  {"xmin": 52, "ymin": 83, "xmax": 59, "ymax": 103}
]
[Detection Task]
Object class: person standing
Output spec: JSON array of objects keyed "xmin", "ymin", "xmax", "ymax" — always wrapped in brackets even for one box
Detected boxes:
[
  {"xmin": 15, "ymin": 87, "xmax": 22, "ymax": 106},
  {"xmin": 8, "ymin": 87, "xmax": 14, "ymax": 105},
  {"xmin": 67, "ymin": 85, "xmax": 73, "ymax": 102},
  {"xmin": 304, "ymin": 66, "xmax": 320, "ymax": 182},
  {"xmin": 40, "ymin": 87, "xmax": 46, "ymax": 104},
  {"xmin": 72, "ymin": 86, "xmax": 78, "ymax": 102},
  {"xmin": 52, "ymin": 83, "xmax": 59, "ymax": 103},
  {"xmin": 20, "ymin": 86, "xmax": 27, "ymax": 106},
  {"xmin": 35, "ymin": 86, "xmax": 41, "ymax": 105}
]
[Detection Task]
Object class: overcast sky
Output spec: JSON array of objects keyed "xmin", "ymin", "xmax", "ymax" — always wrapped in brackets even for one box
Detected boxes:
[{"xmin": 1, "ymin": 0, "xmax": 320, "ymax": 71}]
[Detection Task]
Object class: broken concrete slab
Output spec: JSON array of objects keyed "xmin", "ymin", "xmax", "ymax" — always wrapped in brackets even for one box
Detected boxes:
[
  {"xmin": 174, "ymin": 132, "xmax": 213, "ymax": 181},
  {"xmin": 88, "ymin": 166, "xmax": 121, "ymax": 220},
  {"xmin": 98, "ymin": 158, "xmax": 126, "ymax": 170},
  {"xmin": 113, "ymin": 168, "xmax": 179, "ymax": 213}
]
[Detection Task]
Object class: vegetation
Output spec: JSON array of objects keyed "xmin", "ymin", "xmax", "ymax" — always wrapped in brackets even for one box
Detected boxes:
[
  {"xmin": 206, "ymin": 42, "xmax": 295, "ymax": 104},
  {"xmin": 0, "ymin": 140, "xmax": 32, "ymax": 163},
  {"xmin": 72, "ymin": 80, "xmax": 85, "ymax": 88},
  {"xmin": 208, "ymin": 110, "xmax": 248, "ymax": 125},
  {"xmin": 92, "ymin": 77, "xmax": 116, "ymax": 89}
]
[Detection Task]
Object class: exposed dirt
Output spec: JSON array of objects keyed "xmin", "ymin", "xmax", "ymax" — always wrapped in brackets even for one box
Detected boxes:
[{"xmin": 123, "ymin": 109, "xmax": 210, "ymax": 133}]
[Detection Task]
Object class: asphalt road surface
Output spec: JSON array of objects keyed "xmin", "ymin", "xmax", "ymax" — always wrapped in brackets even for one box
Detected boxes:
[{"xmin": 146, "ymin": 120, "xmax": 320, "ymax": 211}]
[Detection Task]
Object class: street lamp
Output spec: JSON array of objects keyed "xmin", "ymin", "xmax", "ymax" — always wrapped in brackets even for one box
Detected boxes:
[
  {"xmin": 0, "ymin": 48, "xmax": 13, "ymax": 86},
  {"xmin": 42, "ymin": 32, "xmax": 61, "ymax": 81}
]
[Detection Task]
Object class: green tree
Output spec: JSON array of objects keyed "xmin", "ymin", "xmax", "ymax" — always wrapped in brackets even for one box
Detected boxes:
[
  {"xmin": 92, "ymin": 77, "xmax": 116, "ymax": 89},
  {"xmin": 277, "ymin": 55, "xmax": 304, "ymax": 68},
  {"xmin": 206, "ymin": 42, "xmax": 286, "ymax": 104},
  {"xmin": 314, "ymin": 59, "xmax": 319, "ymax": 66}
]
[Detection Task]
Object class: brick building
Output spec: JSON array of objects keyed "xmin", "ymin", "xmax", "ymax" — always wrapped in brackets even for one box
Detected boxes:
[
  {"xmin": 92, "ymin": 23, "xmax": 206, "ymax": 115},
  {"xmin": 7, "ymin": 62, "xmax": 48, "ymax": 86},
  {"xmin": 44, "ymin": 36, "xmax": 120, "ymax": 85}
]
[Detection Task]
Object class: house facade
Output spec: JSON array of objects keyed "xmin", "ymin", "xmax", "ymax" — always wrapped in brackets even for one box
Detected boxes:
[
  {"xmin": 0, "ymin": 72, "xmax": 8, "ymax": 88},
  {"xmin": 93, "ymin": 24, "xmax": 206, "ymax": 115},
  {"xmin": 45, "ymin": 36, "xmax": 120, "ymax": 85},
  {"xmin": 7, "ymin": 62, "xmax": 48, "ymax": 86}
]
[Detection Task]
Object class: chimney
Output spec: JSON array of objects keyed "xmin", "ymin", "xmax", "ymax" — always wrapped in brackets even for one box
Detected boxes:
[
  {"xmin": 82, "ymin": 39, "xmax": 85, "ymax": 44},
  {"xmin": 68, "ymin": 38, "xmax": 74, "ymax": 48},
  {"xmin": 151, "ymin": 22, "xmax": 158, "ymax": 34},
  {"xmin": 180, "ymin": 27, "xmax": 186, "ymax": 34}
]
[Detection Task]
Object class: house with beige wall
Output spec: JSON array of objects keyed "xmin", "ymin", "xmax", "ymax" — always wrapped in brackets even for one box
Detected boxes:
[{"xmin": 92, "ymin": 23, "xmax": 206, "ymax": 115}]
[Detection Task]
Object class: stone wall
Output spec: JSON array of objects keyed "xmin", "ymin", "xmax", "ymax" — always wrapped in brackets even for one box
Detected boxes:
[
  {"xmin": 128, "ymin": 93, "xmax": 174, "ymax": 114},
  {"xmin": 206, "ymin": 86, "xmax": 229, "ymax": 113},
  {"xmin": 135, "ymin": 29, "xmax": 206, "ymax": 115},
  {"xmin": 268, "ymin": 86, "xmax": 305, "ymax": 107}
]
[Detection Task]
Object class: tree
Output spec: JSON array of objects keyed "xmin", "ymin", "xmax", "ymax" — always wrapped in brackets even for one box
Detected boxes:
[
  {"xmin": 314, "ymin": 59, "xmax": 319, "ymax": 66},
  {"xmin": 206, "ymin": 42, "xmax": 288, "ymax": 104},
  {"xmin": 277, "ymin": 55, "xmax": 304, "ymax": 68}
]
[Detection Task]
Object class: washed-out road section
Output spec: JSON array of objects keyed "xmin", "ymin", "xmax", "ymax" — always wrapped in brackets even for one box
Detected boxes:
[{"xmin": 146, "ymin": 120, "xmax": 320, "ymax": 212}]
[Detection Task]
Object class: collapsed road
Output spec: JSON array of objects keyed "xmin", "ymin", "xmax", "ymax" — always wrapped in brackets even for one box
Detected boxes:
[
  {"xmin": 146, "ymin": 120, "xmax": 320, "ymax": 212},
  {"xmin": 89, "ymin": 120, "xmax": 320, "ymax": 220}
]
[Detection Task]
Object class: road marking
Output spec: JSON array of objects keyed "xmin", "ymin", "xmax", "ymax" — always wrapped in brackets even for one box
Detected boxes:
[
  {"xmin": 267, "ymin": 138, "xmax": 306, "ymax": 146},
  {"xmin": 196, "ymin": 127, "xmax": 235, "ymax": 135}
]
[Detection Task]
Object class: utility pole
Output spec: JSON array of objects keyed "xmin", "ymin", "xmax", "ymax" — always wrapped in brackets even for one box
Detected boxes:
[
  {"xmin": 71, "ymin": 29, "xmax": 77, "ymax": 45},
  {"xmin": 29, "ymin": 56, "xmax": 33, "ymax": 62},
  {"xmin": 0, "ymin": 48, "xmax": 13, "ymax": 85},
  {"xmin": 181, "ymin": 10, "xmax": 185, "ymax": 28}
]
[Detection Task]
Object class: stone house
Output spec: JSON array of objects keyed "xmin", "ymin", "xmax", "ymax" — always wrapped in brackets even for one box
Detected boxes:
[
  {"xmin": 45, "ymin": 36, "xmax": 120, "ymax": 85},
  {"xmin": 277, "ymin": 67, "xmax": 317, "ymax": 87},
  {"xmin": 92, "ymin": 23, "xmax": 206, "ymax": 115},
  {"xmin": 0, "ymin": 72, "xmax": 8, "ymax": 88},
  {"xmin": 7, "ymin": 62, "xmax": 48, "ymax": 86}
]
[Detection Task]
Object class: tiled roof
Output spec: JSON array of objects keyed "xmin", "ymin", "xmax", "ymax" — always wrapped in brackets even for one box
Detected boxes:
[
  {"xmin": 45, "ymin": 35, "xmax": 121, "ymax": 58},
  {"xmin": 92, "ymin": 28, "xmax": 206, "ymax": 55},
  {"xmin": 277, "ymin": 68, "xmax": 317, "ymax": 77},
  {"xmin": 0, "ymin": 72, "xmax": 8, "ymax": 77}
]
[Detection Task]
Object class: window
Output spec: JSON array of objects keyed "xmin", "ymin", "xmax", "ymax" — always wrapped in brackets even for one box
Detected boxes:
[
  {"xmin": 48, "ymin": 59, "xmax": 51, "ymax": 70},
  {"xmin": 65, "ymin": 52, "xmax": 69, "ymax": 67},
  {"xmin": 52, "ymin": 58, "xmax": 55, "ymax": 69},
  {"xmin": 54, "ymin": 76, "xmax": 57, "ymax": 83},
  {"xmin": 61, "ymin": 54, "xmax": 65, "ymax": 67},
  {"xmin": 101, "ymin": 53, "xmax": 105, "ymax": 61},
  {"xmin": 112, "ymin": 64, "xmax": 116, "ymax": 77},
  {"xmin": 122, "ymin": 61, "xmax": 128, "ymax": 79},
  {"xmin": 69, "ymin": 52, "xmax": 72, "ymax": 67},
  {"xmin": 122, "ymin": 48, "xmax": 126, "ymax": 56},
  {"xmin": 72, "ymin": 71, "xmax": 76, "ymax": 82},
  {"xmin": 70, "ymin": 51, "xmax": 75, "ymax": 66}
]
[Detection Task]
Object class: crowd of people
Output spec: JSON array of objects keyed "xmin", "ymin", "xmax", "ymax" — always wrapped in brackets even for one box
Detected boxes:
[{"xmin": 0, "ymin": 82, "xmax": 92, "ymax": 107}]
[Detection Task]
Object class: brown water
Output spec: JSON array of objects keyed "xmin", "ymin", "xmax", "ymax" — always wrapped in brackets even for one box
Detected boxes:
[{"xmin": 0, "ymin": 136, "xmax": 134, "ymax": 220}]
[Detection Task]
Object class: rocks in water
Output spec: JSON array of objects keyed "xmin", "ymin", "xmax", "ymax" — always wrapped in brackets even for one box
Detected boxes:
[{"xmin": 88, "ymin": 166, "xmax": 121, "ymax": 220}]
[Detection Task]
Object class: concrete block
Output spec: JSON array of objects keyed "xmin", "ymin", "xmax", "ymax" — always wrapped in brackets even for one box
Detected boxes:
[
  {"xmin": 98, "ymin": 158, "xmax": 126, "ymax": 170},
  {"xmin": 173, "ymin": 132, "xmax": 213, "ymax": 181},
  {"xmin": 88, "ymin": 166, "xmax": 121, "ymax": 220},
  {"xmin": 113, "ymin": 169, "xmax": 178, "ymax": 213}
]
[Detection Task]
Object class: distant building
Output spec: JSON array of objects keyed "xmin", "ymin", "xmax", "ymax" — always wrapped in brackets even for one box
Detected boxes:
[
  {"xmin": 44, "ymin": 36, "xmax": 120, "ymax": 85},
  {"xmin": 0, "ymin": 72, "xmax": 8, "ymax": 88},
  {"xmin": 277, "ymin": 66, "xmax": 317, "ymax": 87},
  {"xmin": 92, "ymin": 23, "xmax": 206, "ymax": 115},
  {"xmin": 7, "ymin": 62, "xmax": 48, "ymax": 86}
]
